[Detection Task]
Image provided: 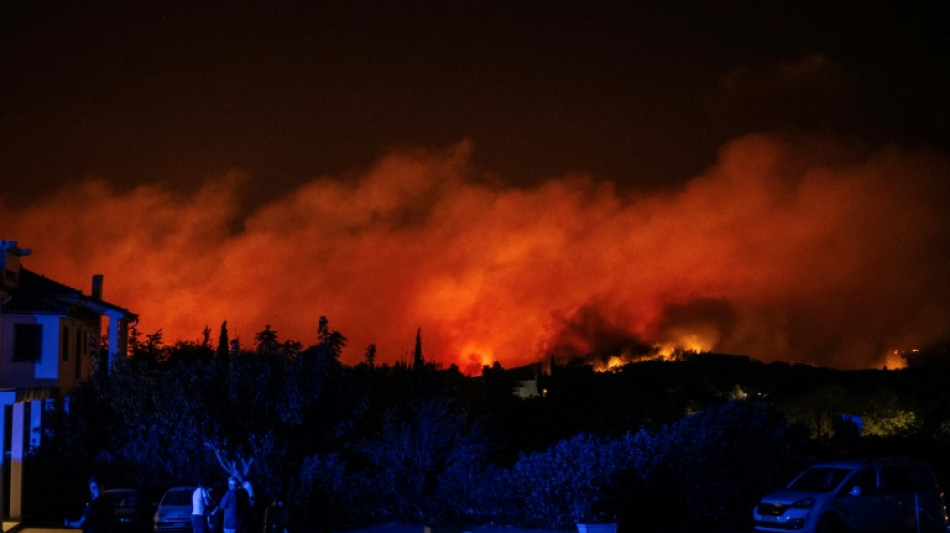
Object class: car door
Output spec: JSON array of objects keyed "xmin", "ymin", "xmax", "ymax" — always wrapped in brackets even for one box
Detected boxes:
[
  {"xmin": 835, "ymin": 468, "xmax": 891, "ymax": 532},
  {"xmin": 876, "ymin": 465, "xmax": 923, "ymax": 531},
  {"xmin": 880, "ymin": 464, "xmax": 943, "ymax": 531}
]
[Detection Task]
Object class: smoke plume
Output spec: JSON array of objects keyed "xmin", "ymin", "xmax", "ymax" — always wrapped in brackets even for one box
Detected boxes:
[{"xmin": 3, "ymin": 133, "xmax": 948, "ymax": 374}]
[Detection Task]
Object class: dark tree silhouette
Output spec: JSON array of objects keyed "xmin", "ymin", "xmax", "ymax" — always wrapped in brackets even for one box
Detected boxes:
[
  {"xmin": 202, "ymin": 326, "xmax": 212, "ymax": 348},
  {"xmin": 364, "ymin": 344, "xmax": 376, "ymax": 368},
  {"xmin": 413, "ymin": 328, "xmax": 424, "ymax": 370},
  {"xmin": 217, "ymin": 321, "xmax": 230, "ymax": 359},
  {"xmin": 314, "ymin": 316, "xmax": 347, "ymax": 360},
  {"xmin": 256, "ymin": 324, "xmax": 280, "ymax": 356}
]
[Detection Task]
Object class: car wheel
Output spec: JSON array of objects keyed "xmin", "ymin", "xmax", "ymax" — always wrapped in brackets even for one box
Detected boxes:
[{"xmin": 817, "ymin": 514, "xmax": 846, "ymax": 533}]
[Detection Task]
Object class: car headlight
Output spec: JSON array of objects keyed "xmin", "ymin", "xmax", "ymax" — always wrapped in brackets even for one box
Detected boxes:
[{"xmin": 792, "ymin": 497, "xmax": 815, "ymax": 508}]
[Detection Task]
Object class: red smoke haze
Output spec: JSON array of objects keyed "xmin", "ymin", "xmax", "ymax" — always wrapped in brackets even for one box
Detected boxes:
[{"xmin": 3, "ymin": 133, "xmax": 949, "ymax": 374}]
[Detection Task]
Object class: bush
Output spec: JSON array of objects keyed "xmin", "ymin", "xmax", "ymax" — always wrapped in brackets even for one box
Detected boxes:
[
  {"xmin": 630, "ymin": 400, "xmax": 808, "ymax": 531},
  {"xmin": 461, "ymin": 401, "xmax": 805, "ymax": 532},
  {"xmin": 351, "ymin": 398, "xmax": 489, "ymax": 523}
]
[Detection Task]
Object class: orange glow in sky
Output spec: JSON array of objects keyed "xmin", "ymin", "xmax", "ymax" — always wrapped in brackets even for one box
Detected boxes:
[{"xmin": 2, "ymin": 134, "xmax": 949, "ymax": 375}]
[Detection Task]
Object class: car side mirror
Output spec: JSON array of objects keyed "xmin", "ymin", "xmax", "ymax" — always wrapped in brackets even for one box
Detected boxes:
[{"xmin": 849, "ymin": 486, "xmax": 862, "ymax": 497}]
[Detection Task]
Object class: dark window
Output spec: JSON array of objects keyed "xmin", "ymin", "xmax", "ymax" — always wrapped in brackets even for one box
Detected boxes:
[
  {"xmin": 789, "ymin": 467, "xmax": 851, "ymax": 492},
  {"xmin": 62, "ymin": 326, "xmax": 70, "ymax": 361},
  {"xmin": 76, "ymin": 329, "xmax": 85, "ymax": 378},
  {"xmin": 843, "ymin": 468, "xmax": 878, "ymax": 495},
  {"xmin": 13, "ymin": 324, "xmax": 42, "ymax": 361},
  {"xmin": 881, "ymin": 465, "xmax": 934, "ymax": 492}
]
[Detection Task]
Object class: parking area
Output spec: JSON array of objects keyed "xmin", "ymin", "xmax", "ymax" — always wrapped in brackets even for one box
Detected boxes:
[{"xmin": 8, "ymin": 524, "xmax": 66, "ymax": 533}]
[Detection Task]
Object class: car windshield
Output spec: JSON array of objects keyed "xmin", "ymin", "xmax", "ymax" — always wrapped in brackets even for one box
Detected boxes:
[
  {"xmin": 788, "ymin": 467, "xmax": 852, "ymax": 492},
  {"xmin": 107, "ymin": 491, "xmax": 139, "ymax": 508}
]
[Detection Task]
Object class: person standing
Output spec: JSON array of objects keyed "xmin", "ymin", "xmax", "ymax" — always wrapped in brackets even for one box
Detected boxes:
[
  {"xmin": 241, "ymin": 480, "xmax": 257, "ymax": 533},
  {"xmin": 263, "ymin": 499, "xmax": 289, "ymax": 533},
  {"xmin": 192, "ymin": 480, "xmax": 213, "ymax": 533},
  {"xmin": 64, "ymin": 476, "xmax": 115, "ymax": 533},
  {"xmin": 217, "ymin": 476, "xmax": 249, "ymax": 533},
  {"xmin": 241, "ymin": 480, "xmax": 255, "ymax": 508}
]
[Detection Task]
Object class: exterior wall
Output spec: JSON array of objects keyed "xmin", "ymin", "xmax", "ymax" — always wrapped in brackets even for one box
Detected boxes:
[
  {"xmin": 57, "ymin": 317, "xmax": 93, "ymax": 394},
  {"xmin": 0, "ymin": 391, "xmax": 12, "ymax": 522},
  {"xmin": 0, "ymin": 392, "xmax": 54, "ymax": 521},
  {"xmin": 36, "ymin": 315, "xmax": 61, "ymax": 379},
  {"xmin": 103, "ymin": 310, "xmax": 132, "ymax": 368},
  {"xmin": 9, "ymin": 401, "xmax": 26, "ymax": 519},
  {"xmin": 0, "ymin": 315, "xmax": 100, "ymax": 391}
]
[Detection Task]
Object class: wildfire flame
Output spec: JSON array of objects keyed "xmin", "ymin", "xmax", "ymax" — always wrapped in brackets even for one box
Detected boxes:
[{"xmin": 883, "ymin": 350, "xmax": 909, "ymax": 370}]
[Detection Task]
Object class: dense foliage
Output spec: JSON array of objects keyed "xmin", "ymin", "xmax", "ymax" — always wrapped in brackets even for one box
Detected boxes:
[{"xmin": 27, "ymin": 324, "xmax": 950, "ymax": 532}]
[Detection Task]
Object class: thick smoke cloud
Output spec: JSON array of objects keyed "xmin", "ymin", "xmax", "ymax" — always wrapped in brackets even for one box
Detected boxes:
[{"xmin": 3, "ymin": 134, "xmax": 948, "ymax": 374}]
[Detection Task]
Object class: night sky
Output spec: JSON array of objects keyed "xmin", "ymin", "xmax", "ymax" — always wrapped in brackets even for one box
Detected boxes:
[{"xmin": 3, "ymin": 1, "xmax": 949, "ymax": 373}]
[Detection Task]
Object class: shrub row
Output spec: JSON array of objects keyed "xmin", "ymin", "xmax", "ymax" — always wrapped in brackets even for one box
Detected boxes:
[{"xmin": 299, "ymin": 400, "xmax": 808, "ymax": 532}]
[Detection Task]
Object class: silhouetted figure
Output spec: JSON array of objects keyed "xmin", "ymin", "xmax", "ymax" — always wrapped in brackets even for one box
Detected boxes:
[
  {"xmin": 242, "ymin": 480, "xmax": 258, "ymax": 533},
  {"xmin": 263, "ymin": 499, "xmax": 289, "ymax": 533},
  {"xmin": 65, "ymin": 476, "xmax": 115, "ymax": 533},
  {"xmin": 218, "ymin": 476, "xmax": 250, "ymax": 533}
]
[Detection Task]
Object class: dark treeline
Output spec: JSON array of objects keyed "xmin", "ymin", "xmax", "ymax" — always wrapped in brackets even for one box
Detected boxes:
[{"xmin": 27, "ymin": 320, "xmax": 950, "ymax": 532}]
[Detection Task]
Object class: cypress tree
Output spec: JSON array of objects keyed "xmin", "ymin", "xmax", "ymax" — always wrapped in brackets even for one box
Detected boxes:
[{"xmin": 216, "ymin": 321, "xmax": 229, "ymax": 359}]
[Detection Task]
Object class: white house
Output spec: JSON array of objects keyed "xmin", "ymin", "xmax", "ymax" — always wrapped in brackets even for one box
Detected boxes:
[{"xmin": 0, "ymin": 240, "xmax": 136, "ymax": 521}]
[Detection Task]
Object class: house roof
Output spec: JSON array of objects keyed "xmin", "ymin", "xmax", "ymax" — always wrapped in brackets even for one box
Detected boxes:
[{"xmin": 2, "ymin": 268, "xmax": 136, "ymax": 319}]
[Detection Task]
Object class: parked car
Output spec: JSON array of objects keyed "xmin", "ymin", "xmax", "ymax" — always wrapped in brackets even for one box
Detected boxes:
[
  {"xmin": 153, "ymin": 486, "xmax": 196, "ymax": 533},
  {"xmin": 104, "ymin": 488, "xmax": 151, "ymax": 533},
  {"xmin": 753, "ymin": 458, "xmax": 948, "ymax": 533}
]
